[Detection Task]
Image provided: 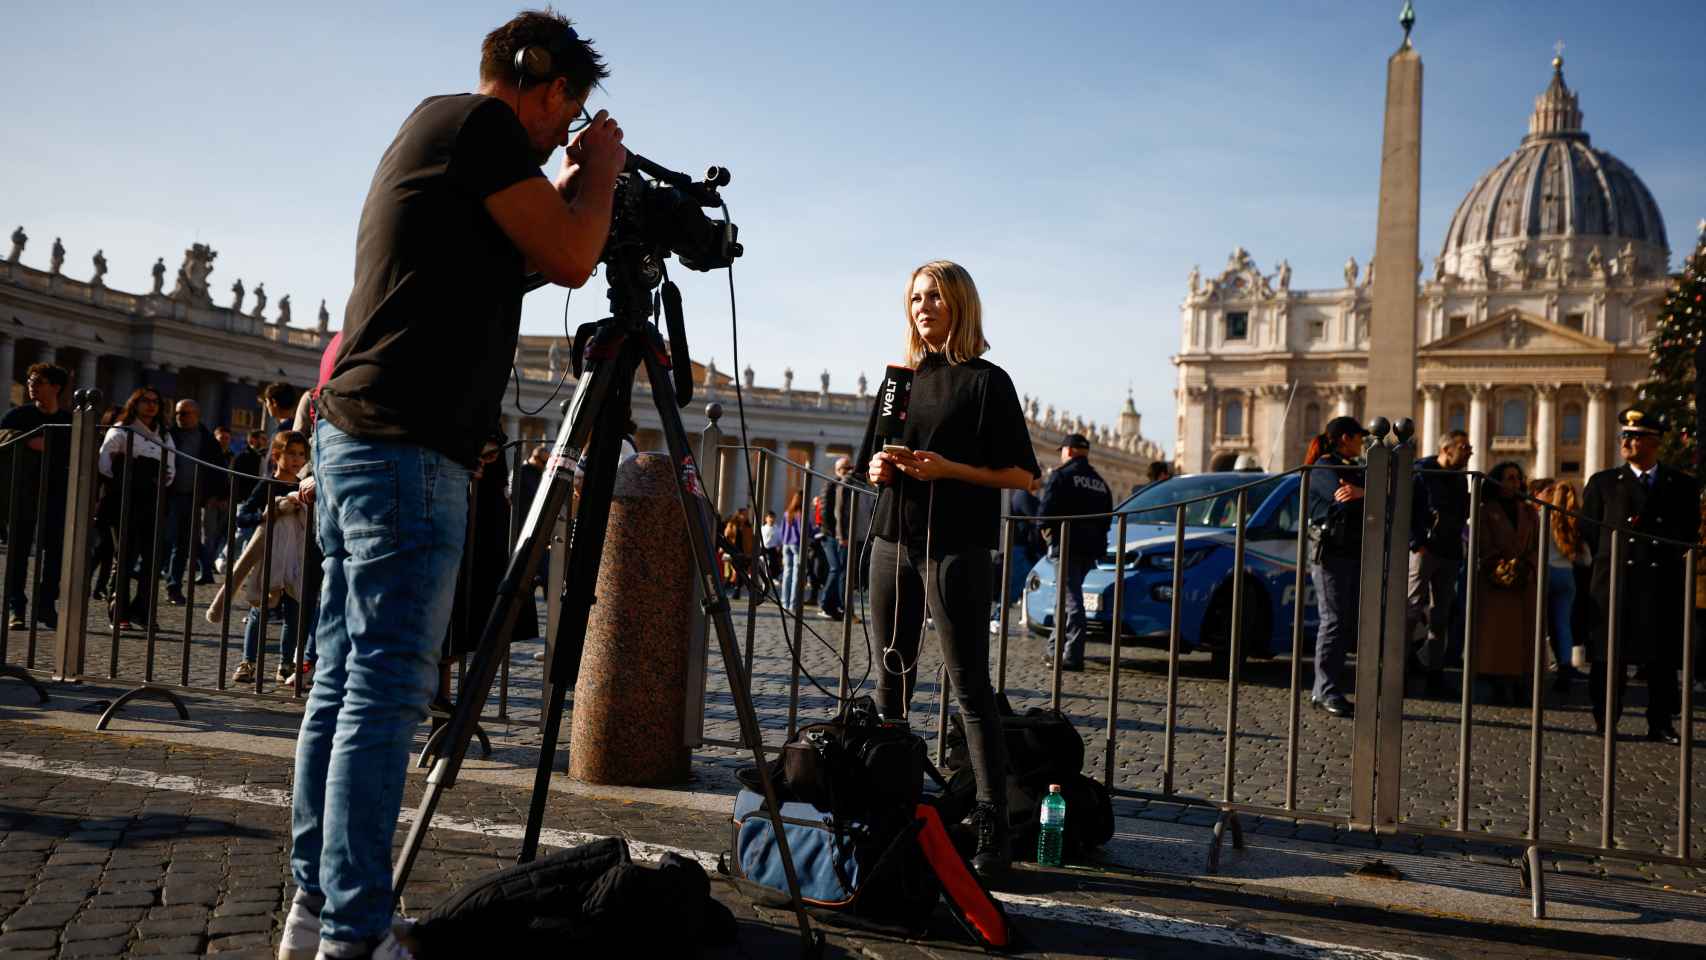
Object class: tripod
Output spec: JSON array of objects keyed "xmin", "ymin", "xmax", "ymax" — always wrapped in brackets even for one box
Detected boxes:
[{"xmin": 390, "ymin": 251, "xmax": 818, "ymax": 953}]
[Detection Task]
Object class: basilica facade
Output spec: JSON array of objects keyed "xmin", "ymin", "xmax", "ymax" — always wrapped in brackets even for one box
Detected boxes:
[{"xmin": 1174, "ymin": 59, "xmax": 1676, "ymax": 481}]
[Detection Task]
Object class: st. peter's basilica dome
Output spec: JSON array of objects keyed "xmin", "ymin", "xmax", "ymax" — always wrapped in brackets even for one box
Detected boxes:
[{"xmin": 1439, "ymin": 58, "xmax": 1669, "ymax": 283}]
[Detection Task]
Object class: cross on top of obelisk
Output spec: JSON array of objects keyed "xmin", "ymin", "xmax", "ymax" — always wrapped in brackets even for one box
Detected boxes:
[{"xmin": 1400, "ymin": 0, "xmax": 1416, "ymax": 46}]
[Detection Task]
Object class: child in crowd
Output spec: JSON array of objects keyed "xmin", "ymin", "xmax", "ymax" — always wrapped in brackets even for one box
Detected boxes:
[{"xmin": 223, "ymin": 431, "xmax": 314, "ymax": 686}]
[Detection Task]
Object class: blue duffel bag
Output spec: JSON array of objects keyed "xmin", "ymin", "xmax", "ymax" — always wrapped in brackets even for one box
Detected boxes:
[{"xmin": 724, "ymin": 788, "xmax": 939, "ymax": 932}]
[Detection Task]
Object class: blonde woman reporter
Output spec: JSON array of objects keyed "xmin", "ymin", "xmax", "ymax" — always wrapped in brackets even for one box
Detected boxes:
[{"xmin": 858, "ymin": 260, "xmax": 1040, "ymax": 881}]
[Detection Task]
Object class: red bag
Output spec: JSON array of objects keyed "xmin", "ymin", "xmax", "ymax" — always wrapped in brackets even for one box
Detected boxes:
[{"xmin": 913, "ymin": 804, "xmax": 1011, "ymax": 950}]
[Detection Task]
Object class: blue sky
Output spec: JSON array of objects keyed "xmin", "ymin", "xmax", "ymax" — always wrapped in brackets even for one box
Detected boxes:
[{"xmin": 5, "ymin": 2, "xmax": 1702, "ymax": 452}]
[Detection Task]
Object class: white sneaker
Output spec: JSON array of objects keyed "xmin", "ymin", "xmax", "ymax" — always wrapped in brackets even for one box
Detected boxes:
[
  {"xmin": 311, "ymin": 921, "xmax": 419, "ymax": 960},
  {"xmin": 277, "ymin": 890, "xmax": 323, "ymax": 960}
]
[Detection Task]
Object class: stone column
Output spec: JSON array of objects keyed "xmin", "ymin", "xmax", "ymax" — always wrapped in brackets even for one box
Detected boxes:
[
  {"xmin": 1584, "ymin": 383, "xmax": 1610, "ymax": 478},
  {"xmin": 1332, "ymin": 386, "xmax": 1357, "ymax": 419},
  {"xmin": 109, "ymin": 358, "xmax": 137, "ymax": 407},
  {"xmin": 1420, "ymin": 384, "xmax": 1442, "ymax": 455},
  {"xmin": 77, "ymin": 351, "xmax": 100, "ymax": 395},
  {"xmin": 196, "ymin": 376, "xmax": 224, "ymax": 430},
  {"xmin": 1255, "ymin": 384, "xmax": 1290, "ymax": 469},
  {"xmin": 1533, "ymin": 384, "xmax": 1557, "ymax": 479},
  {"xmin": 1181, "ymin": 386, "xmax": 1209, "ymax": 473},
  {"xmin": 0, "ymin": 335, "xmax": 14, "ymax": 401},
  {"xmin": 1366, "ymin": 34, "xmax": 1423, "ymax": 423},
  {"xmin": 1467, "ymin": 383, "xmax": 1491, "ymax": 474}
]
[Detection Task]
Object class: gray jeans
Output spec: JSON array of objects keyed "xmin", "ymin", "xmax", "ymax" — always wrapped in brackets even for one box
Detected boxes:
[{"xmin": 1406, "ymin": 548, "xmax": 1456, "ymax": 672}]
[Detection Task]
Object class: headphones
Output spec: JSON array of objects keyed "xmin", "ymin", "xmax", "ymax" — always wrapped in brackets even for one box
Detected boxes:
[{"xmin": 512, "ymin": 27, "xmax": 581, "ymax": 84}]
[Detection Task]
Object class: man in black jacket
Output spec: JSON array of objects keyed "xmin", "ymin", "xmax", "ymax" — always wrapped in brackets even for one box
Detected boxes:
[
  {"xmin": 1, "ymin": 363, "xmax": 71, "ymax": 630},
  {"xmin": 1407, "ymin": 429, "xmax": 1471, "ymax": 696},
  {"xmin": 1580, "ymin": 408, "xmax": 1698, "ymax": 744},
  {"xmin": 1039, "ymin": 433, "xmax": 1112, "ymax": 670},
  {"xmin": 164, "ymin": 400, "xmax": 221, "ymax": 604}
]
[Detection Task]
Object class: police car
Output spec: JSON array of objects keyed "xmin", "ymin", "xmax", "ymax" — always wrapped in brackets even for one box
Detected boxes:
[{"xmin": 1022, "ymin": 472, "xmax": 1318, "ymax": 663}]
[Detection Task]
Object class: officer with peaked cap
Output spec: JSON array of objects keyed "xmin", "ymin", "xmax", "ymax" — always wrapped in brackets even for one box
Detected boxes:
[{"xmin": 1580, "ymin": 407, "xmax": 1700, "ymax": 744}]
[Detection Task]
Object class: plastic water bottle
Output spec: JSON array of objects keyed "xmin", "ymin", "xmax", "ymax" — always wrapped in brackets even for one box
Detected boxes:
[{"xmin": 1037, "ymin": 784, "xmax": 1067, "ymax": 866}]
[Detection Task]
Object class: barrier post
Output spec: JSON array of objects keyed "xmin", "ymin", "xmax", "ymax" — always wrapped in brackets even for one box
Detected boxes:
[
  {"xmin": 685, "ymin": 405, "xmax": 722, "ymax": 747},
  {"xmin": 786, "ymin": 469, "xmax": 813, "ymax": 739},
  {"xmin": 1103, "ymin": 512, "xmax": 1127, "ymax": 789},
  {"xmin": 996, "ymin": 516, "xmax": 1014, "ymax": 693},
  {"xmin": 54, "ymin": 389, "xmax": 102, "ymax": 682},
  {"xmin": 1351, "ymin": 425, "xmax": 1394, "ymax": 827},
  {"xmin": 1050, "ymin": 523, "xmax": 1071, "ymax": 711},
  {"xmin": 1375, "ymin": 421, "xmax": 1415, "ymax": 830},
  {"xmin": 1285, "ymin": 466, "xmax": 1309, "ymax": 810},
  {"xmin": 837, "ymin": 487, "xmax": 858, "ymax": 701},
  {"xmin": 1162, "ymin": 503, "xmax": 1185, "ymax": 796},
  {"xmin": 1679, "ymin": 547, "xmax": 1696, "ymax": 863},
  {"xmin": 1525, "ymin": 501, "xmax": 1552, "ymax": 918},
  {"xmin": 1457, "ymin": 474, "xmax": 1483, "ymax": 831},
  {"xmin": 1601, "ymin": 531, "xmax": 1622, "ymax": 849}
]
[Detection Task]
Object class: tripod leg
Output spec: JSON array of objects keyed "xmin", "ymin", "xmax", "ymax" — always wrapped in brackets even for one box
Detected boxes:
[
  {"xmin": 392, "ymin": 343, "xmax": 622, "ymax": 896},
  {"xmin": 517, "ymin": 371, "xmax": 632, "ymax": 863},
  {"xmin": 638, "ymin": 345, "xmax": 817, "ymax": 950}
]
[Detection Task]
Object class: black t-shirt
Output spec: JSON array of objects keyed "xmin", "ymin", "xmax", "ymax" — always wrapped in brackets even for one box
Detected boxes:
[
  {"xmin": 855, "ymin": 354, "xmax": 1041, "ymax": 554},
  {"xmin": 318, "ymin": 94, "xmax": 545, "ymax": 466},
  {"xmin": 0, "ymin": 404, "xmax": 73, "ymax": 505}
]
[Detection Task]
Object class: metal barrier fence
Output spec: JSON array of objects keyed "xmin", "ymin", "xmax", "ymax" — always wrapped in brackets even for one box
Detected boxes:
[
  {"xmin": 0, "ymin": 390, "xmax": 547, "ymax": 737},
  {"xmin": 6, "ymin": 397, "xmax": 1699, "ymax": 919},
  {"xmin": 973, "ymin": 416, "xmax": 1702, "ymax": 918}
]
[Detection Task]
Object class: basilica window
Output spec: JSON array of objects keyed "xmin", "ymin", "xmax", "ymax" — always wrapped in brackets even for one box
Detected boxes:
[
  {"xmin": 1498, "ymin": 396, "xmax": 1528, "ymax": 438},
  {"xmin": 1224, "ymin": 312, "xmax": 1249, "ymax": 342},
  {"xmin": 1563, "ymin": 312, "xmax": 1584, "ymax": 332},
  {"xmin": 1303, "ymin": 402, "xmax": 1322, "ymax": 436},
  {"xmin": 1221, "ymin": 398, "xmax": 1245, "ymax": 439},
  {"xmin": 1448, "ymin": 404, "xmax": 1466, "ymax": 433},
  {"xmin": 1447, "ymin": 315, "xmax": 1468, "ymax": 337},
  {"xmin": 1561, "ymin": 403, "xmax": 1583, "ymax": 443},
  {"xmin": 1308, "ymin": 318, "xmax": 1326, "ymax": 341}
]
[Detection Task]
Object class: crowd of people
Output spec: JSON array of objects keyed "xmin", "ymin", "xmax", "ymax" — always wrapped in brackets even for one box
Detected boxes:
[
  {"xmin": 1303, "ymin": 408, "xmax": 1703, "ymax": 745},
  {"xmin": 0, "ymin": 366, "xmax": 310, "ymax": 669}
]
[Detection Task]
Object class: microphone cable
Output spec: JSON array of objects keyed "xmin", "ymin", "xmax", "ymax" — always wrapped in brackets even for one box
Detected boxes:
[{"xmin": 720, "ymin": 210, "xmax": 877, "ymax": 709}]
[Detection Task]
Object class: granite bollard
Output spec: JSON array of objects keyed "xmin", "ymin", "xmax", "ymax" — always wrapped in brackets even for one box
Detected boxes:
[{"xmin": 569, "ymin": 452, "xmax": 694, "ymax": 785}]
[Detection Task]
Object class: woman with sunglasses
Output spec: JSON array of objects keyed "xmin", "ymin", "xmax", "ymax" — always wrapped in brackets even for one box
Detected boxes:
[{"xmin": 95, "ymin": 387, "xmax": 177, "ymax": 628}]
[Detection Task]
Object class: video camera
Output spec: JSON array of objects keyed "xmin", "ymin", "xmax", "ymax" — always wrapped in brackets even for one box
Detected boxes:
[{"xmin": 606, "ymin": 153, "xmax": 742, "ymax": 278}]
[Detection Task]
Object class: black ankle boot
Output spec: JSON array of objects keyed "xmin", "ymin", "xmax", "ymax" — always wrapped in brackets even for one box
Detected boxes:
[{"xmin": 969, "ymin": 801, "xmax": 1010, "ymax": 882}]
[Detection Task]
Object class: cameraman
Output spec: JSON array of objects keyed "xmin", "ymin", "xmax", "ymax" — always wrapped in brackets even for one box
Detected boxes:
[{"xmin": 285, "ymin": 12, "xmax": 624, "ymax": 959}]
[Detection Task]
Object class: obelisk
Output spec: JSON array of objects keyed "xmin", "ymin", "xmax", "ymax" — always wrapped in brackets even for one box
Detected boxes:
[{"xmin": 1366, "ymin": 2, "xmax": 1423, "ymax": 423}]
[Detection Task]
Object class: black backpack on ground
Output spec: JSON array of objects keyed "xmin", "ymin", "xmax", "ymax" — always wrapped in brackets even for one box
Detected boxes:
[
  {"xmin": 410, "ymin": 837, "xmax": 736, "ymax": 957},
  {"xmin": 938, "ymin": 700, "xmax": 1115, "ymax": 860}
]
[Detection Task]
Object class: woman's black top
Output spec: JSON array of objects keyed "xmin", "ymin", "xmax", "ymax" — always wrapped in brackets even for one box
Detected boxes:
[{"xmin": 855, "ymin": 353, "xmax": 1040, "ymax": 554}]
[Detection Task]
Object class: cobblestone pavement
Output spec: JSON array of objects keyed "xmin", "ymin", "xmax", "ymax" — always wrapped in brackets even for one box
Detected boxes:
[
  {"xmin": 2, "ymin": 548, "xmax": 1703, "ymax": 890},
  {"xmin": 1, "ymin": 721, "xmax": 1699, "ymax": 959}
]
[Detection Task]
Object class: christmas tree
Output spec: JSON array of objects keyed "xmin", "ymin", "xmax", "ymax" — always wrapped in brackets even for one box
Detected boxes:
[{"xmin": 1640, "ymin": 220, "xmax": 1706, "ymax": 469}]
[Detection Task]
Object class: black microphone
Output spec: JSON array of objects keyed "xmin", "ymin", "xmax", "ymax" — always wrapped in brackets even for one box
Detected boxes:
[{"xmin": 876, "ymin": 364, "xmax": 915, "ymax": 443}]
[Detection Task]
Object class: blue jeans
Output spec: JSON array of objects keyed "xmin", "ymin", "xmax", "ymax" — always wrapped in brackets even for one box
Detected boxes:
[
  {"xmin": 163, "ymin": 492, "xmax": 195, "ymax": 590},
  {"xmin": 820, "ymin": 537, "xmax": 845, "ymax": 614},
  {"xmin": 781, "ymin": 543, "xmax": 800, "ymax": 611},
  {"xmin": 1048, "ymin": 551, "xmax": 1093, "ymax": 664},
  {"xmin": 290, "ymin": 421, "xmax": 470, "ymax": 947},
  {"xmin": 241, "ymin": 594, "xmax": 311, "ymax": 667},
  {"xmin": 1546, "ymin": 564, "xmax": 1576, "ymax": 670}
]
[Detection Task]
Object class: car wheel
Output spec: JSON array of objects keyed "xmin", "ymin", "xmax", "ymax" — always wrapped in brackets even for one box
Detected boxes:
[{"xmin": 1205, "ymin": 576, "xmax": 1271, "ymax": 675}]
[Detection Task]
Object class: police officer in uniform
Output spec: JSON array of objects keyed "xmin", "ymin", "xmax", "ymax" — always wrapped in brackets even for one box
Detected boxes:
[
  {"xmin": 1581, "ymin": 408, "xmax": 1698, "ymax": 744},
  {"xmin": 1039, "ymin": 432, "xmax": 1113, "ymax": 670},
  {"xmin": 1305, "ymin": 416, "xmax": 1369, "ymax": 718}
]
